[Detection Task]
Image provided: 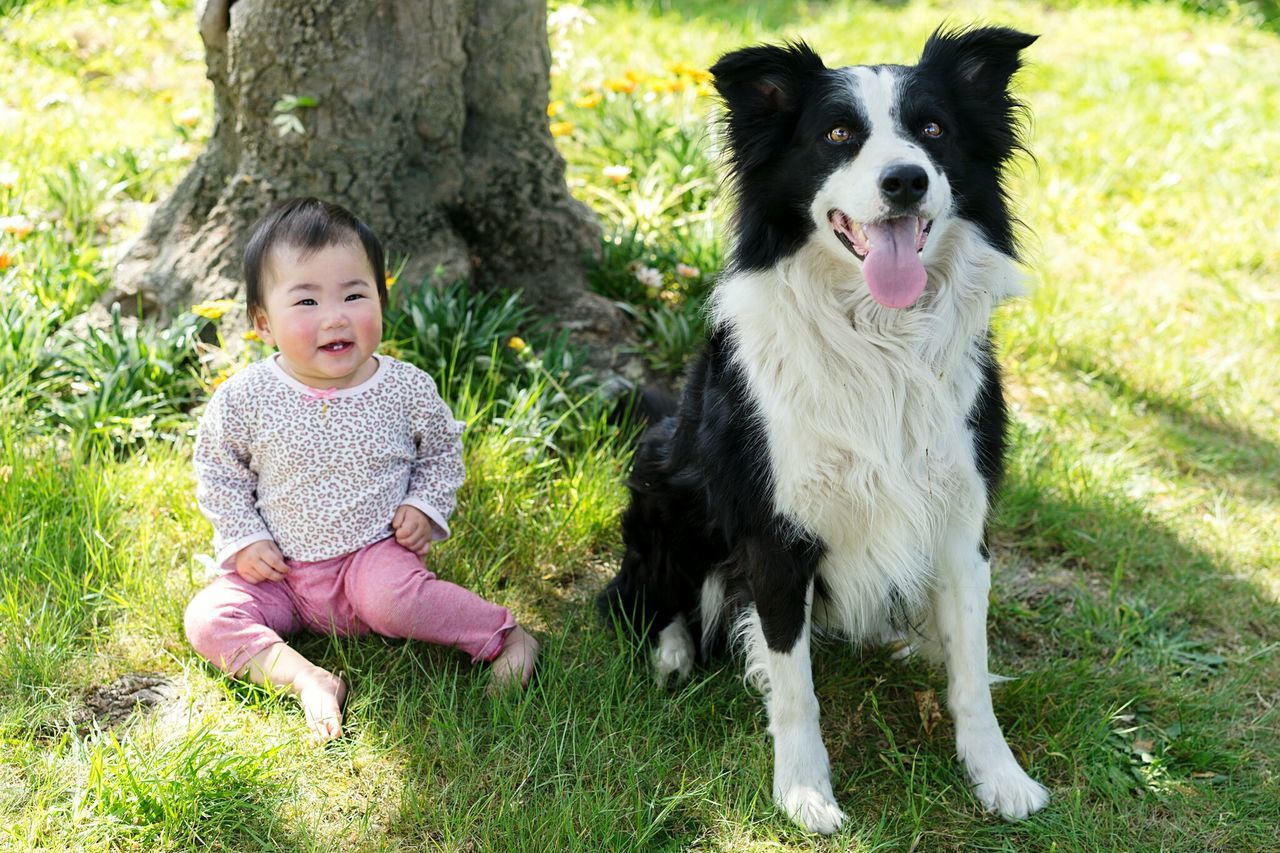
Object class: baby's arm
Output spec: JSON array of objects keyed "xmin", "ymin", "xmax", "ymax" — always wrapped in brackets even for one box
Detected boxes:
[
  {"xmin": 193, "ymin": 385, "xmax": 276, "ymax": 566},
  {"xmin": 400, "ymin": 371, "xmax": 465, "ymax": 542}
]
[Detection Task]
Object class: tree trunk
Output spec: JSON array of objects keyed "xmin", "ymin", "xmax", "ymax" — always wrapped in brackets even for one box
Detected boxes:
[{"xmin": 110, "ymin": 0, "xmax": 624, "ymax": 353}]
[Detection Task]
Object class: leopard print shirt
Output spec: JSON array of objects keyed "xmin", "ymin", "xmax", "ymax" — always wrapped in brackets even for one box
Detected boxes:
[{"xmin": 194, "ymin": 354, "xmax": 465, "ymax": 563}]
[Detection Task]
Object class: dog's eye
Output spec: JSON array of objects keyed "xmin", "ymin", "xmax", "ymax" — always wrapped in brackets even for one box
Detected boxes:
[
  {"xmin": 826, "ymin": 126, "xmax": 851, "ymax": 144},
  {"xmin": 921, "ymin": 122, "xmax": 944, "ymax": 139}
]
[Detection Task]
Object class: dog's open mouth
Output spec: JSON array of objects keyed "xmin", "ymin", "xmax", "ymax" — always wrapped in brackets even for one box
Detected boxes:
[{"xmin": 828, "ymin": 209, "xmax": 933, "ymax": 309}]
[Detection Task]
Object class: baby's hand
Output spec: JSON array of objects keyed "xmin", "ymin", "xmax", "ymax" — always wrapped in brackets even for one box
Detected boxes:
[
  {"xmin": 392, "ymin": 505, "xmax": 435, "ymax": 558},
  {"xmin": 234, "ymin": 540, "xmax": 289, "ymax": 584}
]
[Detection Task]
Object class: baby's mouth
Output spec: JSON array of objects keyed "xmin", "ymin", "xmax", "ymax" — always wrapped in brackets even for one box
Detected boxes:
[{"xmin": 320, "ymin": 341, "xmax": 353, "ymax": 353}]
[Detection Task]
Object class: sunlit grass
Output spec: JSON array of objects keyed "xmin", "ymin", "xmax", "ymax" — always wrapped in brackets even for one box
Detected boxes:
[{"xmin": 1, "ymin": 0, "xmax": 1277, "ymax": 848}]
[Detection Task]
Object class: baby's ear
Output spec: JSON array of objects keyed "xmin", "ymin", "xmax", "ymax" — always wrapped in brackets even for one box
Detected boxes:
[{"xmin": 251, "ymin": 308, "xmax": 274, "ymax": 345}]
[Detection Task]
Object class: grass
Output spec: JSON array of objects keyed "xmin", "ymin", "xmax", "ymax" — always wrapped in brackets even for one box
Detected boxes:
[{"xmin": 2, "ymin": 0, "xmax": 1279, "ymax": 849}]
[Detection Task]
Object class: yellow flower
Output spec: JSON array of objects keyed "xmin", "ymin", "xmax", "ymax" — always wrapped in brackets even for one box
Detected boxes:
[
  {"xmin": 547, "ymin": 99, "xmax": 566, "ymax": 117},
  {"xmin": 0, "ymin": 251, "xmax": 12, "ymax": 271},
  {"xmin": 241, "ymin": 328, "xmax": 261, "ymax": 342},
  {"xmin": 508, "ymin": 336, "xmax": 528, "ymax": 354},
  {"xmin": 191, "ymin": 299, "xmax": 236, "ymax": 320},
  {"xmin": 603, "ymin": 77, "xmax": 637, "ymax": 94},
  {"xmin": 210, "ymin": 367, "xmax": 234, "ymax": 389},
  {"xmin": 386, "ymin": 273, "xmax": 397, "ymax": 288},
  {"xmin": 649, "ymin": 78, "xmax": 685, "ymax": 94},
  {"xmin": 549, "ymin": 121, "xmax": 574, "ymax": 138},
  {"xmin": 574, "ymin": 91, "xmax": 603, "ymax": 109},
  {"xmin": 0, "ymin": 216, "xmax": 33, "ymax": 238}
]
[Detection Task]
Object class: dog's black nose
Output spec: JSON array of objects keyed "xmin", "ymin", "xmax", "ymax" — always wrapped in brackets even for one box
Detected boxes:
[{"xmin": 880, "ymin": 164, "xmax": 929, "ymax": 208}]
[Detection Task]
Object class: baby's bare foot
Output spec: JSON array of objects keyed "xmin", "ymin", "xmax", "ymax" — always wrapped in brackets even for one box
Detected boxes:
[
  {"xmin": 488, "ymin": 626, "xmax": 539, "ymax": 694},
  {"xmin": 294, "ymin": 668, "xmax": 347, "ymax": 745}
]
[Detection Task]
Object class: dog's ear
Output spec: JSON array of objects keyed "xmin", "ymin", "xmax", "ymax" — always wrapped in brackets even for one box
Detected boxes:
[
  {"xmin": 711, "ymin": 42, "xmax": 825, "ymax": 117},
  {"xmin": 711, "ymin": 42, "xmax": 826, "ymax": 173},
  {"xmin": 919, "ymin": 26, "xmax": 1037, "ymax": 102}
]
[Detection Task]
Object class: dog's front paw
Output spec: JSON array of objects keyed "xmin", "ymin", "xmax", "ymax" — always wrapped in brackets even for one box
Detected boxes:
[
  {"xmin": 775, "ymin": 782, "xmax": 846, "ymax": 835},
  {"xmin": 958, "ymin": 729, "xmax": 1049, "ymax": 820},
  {"xmin": 972, "ymin": 764, "xmax": 1049, "ymax": 820},
  {"xmin": 650, "ymin": 616, "xmax": 695, "ymax": 686}
]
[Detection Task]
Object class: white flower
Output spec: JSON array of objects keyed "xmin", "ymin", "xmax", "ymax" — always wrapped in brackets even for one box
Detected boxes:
[
  {"xmin": 634, "ymin": 266, "xmax": 662, "ymax": 289},
  {"xmin": 602, "ymin": 164, "xmax": 632, "ymax": 182}
]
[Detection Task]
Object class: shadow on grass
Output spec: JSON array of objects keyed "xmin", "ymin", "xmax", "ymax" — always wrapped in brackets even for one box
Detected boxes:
[
  {"xmin": 363, "ymin": 421, "xmax": 1278, "ymax": 846},
  {"xmin": 1056, "ymin": 344, "xmax": 1280, "ymax": 504},
  {"xmin": 328, "ymin": 449, "xmax": 1280, "ymax": 849}
]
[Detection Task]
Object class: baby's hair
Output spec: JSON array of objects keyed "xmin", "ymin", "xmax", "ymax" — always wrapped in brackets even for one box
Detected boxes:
[{"xmin": 243, "ymin": 197, "xmax": 387, "ymax": 319}]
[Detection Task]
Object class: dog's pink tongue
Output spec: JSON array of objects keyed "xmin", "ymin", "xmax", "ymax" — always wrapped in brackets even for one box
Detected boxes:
[{"xmin": 863, "ymin": 218, "xmax": 926, "ymax": 308}]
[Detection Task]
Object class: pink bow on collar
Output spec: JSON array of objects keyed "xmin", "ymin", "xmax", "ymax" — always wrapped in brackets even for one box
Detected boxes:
[{"xmin": 303, "ymin": 386, "xmax": 338, "ymax": 403}]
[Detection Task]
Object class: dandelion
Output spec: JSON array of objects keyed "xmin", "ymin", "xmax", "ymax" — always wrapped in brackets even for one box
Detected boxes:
[
  {"xmin": 676, "ymin": 263, "xmax": 701, "ymax": 279},
  {"xmin": 666, "ymin": 61, "xmax": 711, "ymax": 83},
  {"xmin": 191, "ymin": 299, "xmax": 236, "ymax": 320},
  {"xmin": 242, "ymin": 329, "xmax": 261, "ymax": 342},
  {"xmin": 602, "ymin": 164, "xmax": 631, "ymax": 183},
  {"xmin": 0, "ymin": 168, "xmax": 17, "ymax": 189},
  {"xmin": 634, "ymin": 265, "xmax": 662, "ymax": 290},
  {"xmin": 386, "ymin": 273, "xmax": 397, "ymax": 288},
  {"xmin": 547, "ymin": 99, "xmax": 566, "ymax": 117},
  {"xmin": 508, "ymin": 336, "xmax": 528, "ymax": 354},
  {"xmin": 210, "ymin": 367, "xmax": 234, "ymax": 389},
  {"xmin": 0, "ymin": 215, "xmax": 34, "ymax": 238},
  {"xmin": 549, "ymin": 121, "xmax": 574, "ymax": 138},
  {"xmin": 574, "ymin": 91, "xmax": 602, "ymax": 109},
  {"xmin": 603, "ymin": 77, "xmax": 637, "ymax": 94},
  {"xmin": 0, "ymin": 251, "xmax": 12, "ymax": 271}
]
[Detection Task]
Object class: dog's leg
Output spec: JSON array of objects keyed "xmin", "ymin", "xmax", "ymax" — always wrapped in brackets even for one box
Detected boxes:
[
  {"xmin": 743, "ymin": 556, "xmax": 846, "ymax": 835},
  {"xmin": 934, "ymin": 527, "xmax": 1049, "ymax": 820}
]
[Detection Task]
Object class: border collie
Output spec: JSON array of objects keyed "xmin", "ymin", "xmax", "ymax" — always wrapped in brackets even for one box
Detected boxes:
[{"xmin": 599, "ymin": 26, "xmax": 1048, "ymax": 833}]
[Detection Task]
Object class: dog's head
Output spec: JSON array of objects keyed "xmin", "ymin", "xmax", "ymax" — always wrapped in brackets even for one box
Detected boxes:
[{"xmin": 712, "ymin": 27, "xmax": 1036, "ymax": 308}]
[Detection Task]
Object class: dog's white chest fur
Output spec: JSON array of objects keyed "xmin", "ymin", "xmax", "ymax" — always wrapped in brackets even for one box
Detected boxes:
[{"xmin": 712, "ymin": 221, "xmax": 1021, "ymax": 638}]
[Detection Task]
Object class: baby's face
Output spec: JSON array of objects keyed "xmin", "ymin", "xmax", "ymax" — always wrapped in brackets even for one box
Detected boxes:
[{"xmin": 254, "ymin": 240, "xmax": 383, "ymax": 389}]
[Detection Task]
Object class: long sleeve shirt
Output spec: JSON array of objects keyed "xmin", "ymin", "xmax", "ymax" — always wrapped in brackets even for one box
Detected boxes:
[{"xmin": 194, "ymin": 353, "xmax": 464, "ymax": 564}]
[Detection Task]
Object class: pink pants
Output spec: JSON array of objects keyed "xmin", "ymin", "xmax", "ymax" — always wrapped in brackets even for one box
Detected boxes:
[{"xmin": 185, "ymin": 536, "xmax": 515, "ymax": 675}]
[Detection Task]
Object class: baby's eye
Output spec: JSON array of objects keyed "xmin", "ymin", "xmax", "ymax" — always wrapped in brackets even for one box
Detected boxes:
[
  {"xmin": 345, "ymin": 293, "xmax": 366, "ymax": 302},
  {"xmin": 296, "ymin": 298, "xmax": 317, "ymax": 307}
]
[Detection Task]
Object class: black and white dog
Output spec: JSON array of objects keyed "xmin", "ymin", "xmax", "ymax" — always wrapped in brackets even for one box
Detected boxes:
[{"xmin": 599, "ymin": 27, "xmax": 1048, "ymax": 833}]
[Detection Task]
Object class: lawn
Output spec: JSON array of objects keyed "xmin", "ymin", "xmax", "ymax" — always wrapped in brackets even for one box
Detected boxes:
[{"xmin": 1, "ymin": 0, "xmax": 1278, "ymax": 849}]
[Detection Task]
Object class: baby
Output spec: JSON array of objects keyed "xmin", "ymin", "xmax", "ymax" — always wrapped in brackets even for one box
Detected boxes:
[{"xmin": 185, "ymin": 197, "xmax": 538, "ymax": 743}]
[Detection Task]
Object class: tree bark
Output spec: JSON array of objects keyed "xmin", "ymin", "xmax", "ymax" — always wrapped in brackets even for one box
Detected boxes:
[{"xmin": 110, "ymin": 0, "xmax": 623, "ymax": 352}]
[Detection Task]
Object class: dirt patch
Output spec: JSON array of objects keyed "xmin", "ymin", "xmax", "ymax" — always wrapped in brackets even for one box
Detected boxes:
[{"xmin": 73, "ymin": 673, "xmax": 178, "ymax": 734}]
